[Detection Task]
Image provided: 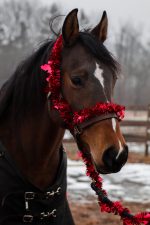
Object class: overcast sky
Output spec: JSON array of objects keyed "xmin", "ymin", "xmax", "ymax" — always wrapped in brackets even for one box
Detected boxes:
[{"xmin": 41, "ymin": 0, "xmax": 150, "ymax": 42}]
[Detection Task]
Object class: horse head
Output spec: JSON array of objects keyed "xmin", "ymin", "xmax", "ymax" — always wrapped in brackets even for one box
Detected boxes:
[{"xmin": 61, "ymin": 9, "xmax": 128, "ymax": 174}]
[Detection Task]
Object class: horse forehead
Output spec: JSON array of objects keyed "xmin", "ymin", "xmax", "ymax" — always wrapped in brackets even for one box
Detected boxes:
[
  {"xmin": 62, "ymin": 44, "xmax": 93, "ymax": 63},
  {"xmin": 62, "ymin": 49, "xmax": 95, "ymax": 72}
]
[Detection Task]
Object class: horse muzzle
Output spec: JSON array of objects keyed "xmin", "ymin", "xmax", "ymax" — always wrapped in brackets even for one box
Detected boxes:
[{"xmin": 96, "ymin": 145, "xmax": 128, "ymax": 174}]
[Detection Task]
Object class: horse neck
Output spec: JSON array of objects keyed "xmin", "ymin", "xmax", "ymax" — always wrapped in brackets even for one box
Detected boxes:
[{"xmin": 0, "ymin": 103, "xmax": 65, "ymax": 190}]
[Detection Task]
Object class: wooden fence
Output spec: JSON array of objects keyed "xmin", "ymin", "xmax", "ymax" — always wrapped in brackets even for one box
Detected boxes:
[{"xmin": 121, "ymin": 105, "xmax": 150, "ymax": 156}]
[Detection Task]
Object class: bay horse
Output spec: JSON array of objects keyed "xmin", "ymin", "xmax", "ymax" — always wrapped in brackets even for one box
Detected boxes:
[{"xmin": 0, "ymin": 9, "xmax": 128, "ymax": 225}]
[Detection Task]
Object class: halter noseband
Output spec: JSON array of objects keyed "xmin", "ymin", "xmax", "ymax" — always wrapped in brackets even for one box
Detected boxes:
[
  {"xmin": 73, "ymin": 113, "xmax": 118, "ymax": 136},
  {"xmin": 41, "ymin": 35, "xmax": 150, "ymax": 225},
  {"xmin": 47, "ymin": 90, "xmax": 119, "ymax": 137}
]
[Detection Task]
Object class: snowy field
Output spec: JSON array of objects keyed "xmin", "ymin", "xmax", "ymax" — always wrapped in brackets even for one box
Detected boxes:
[{"xmin": 67, "ymin": 159, "xmax": 150, "ymax": 203}]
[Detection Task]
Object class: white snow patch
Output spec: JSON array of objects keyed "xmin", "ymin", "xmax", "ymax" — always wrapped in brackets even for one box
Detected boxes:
[
  {"xmin": 64, "ymin": 131, "xmax": 72, "ymax": 139},
  {"xmin": 67, "ymin": 159, "xmax": 150, "ymax": 203}
]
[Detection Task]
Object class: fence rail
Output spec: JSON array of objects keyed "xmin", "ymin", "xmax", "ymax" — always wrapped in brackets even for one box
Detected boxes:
[{"xmin": 121, "ymin": 105, "xmax": 150, "ymax": 155}]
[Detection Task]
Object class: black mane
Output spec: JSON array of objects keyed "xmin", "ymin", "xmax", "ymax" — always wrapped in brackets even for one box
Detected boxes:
[
  {"xmin": 0, "ymin": 40, "xmax": 54, "ymax": 121},
  {"xmin": 0, "ymin": 31, "xmax": 119, "ymax": 121}
]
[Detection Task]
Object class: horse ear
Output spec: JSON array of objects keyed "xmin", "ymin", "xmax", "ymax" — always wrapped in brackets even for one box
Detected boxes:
[
  {"xmin": 62, "ymin": 9, "xmax": 79, "ymax": 46},
  {"xmin": 91, "ymin": 11, "xmax": 108, "ymax": 43}
]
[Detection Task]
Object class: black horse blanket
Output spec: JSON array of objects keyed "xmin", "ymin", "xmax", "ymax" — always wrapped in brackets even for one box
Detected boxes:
[{"xmin": 0, "ymin": 142, "xmax": 75, "ymax": 225}]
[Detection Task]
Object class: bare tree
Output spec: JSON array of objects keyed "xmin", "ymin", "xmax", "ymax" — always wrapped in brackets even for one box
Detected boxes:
[{"xmin": 114, "ymin": 23, "xmax": 150, "ymax": 106}]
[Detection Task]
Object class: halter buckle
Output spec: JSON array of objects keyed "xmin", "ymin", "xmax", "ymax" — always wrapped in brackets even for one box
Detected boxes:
[{"xmin": 74, "ymin": 126, "xmax": 82, "ymax": 136}]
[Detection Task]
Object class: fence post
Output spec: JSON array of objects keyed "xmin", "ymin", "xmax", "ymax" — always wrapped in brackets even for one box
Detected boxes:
[
  {"xmin": 145, "ymin": 104, "xmax": 150, "ymax": 156},
  {"xmin": 145, "ymin": 143, "xmax": 149, "ymax": 156}
]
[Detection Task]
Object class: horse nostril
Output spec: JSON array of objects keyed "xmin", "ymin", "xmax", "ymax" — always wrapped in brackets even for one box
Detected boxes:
[
  {"xmin": 102, "ymin": 146, "xmax": 118, "ymax": 169},
  {"xmin": 102, "ymin": 145, "xmax": 128, "ymax": 172}
]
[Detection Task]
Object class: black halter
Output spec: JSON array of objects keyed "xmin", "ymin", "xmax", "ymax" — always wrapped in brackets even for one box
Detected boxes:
[{"xmin": 47, "ymin": 92, "xmax": 118, "ymax": 138}]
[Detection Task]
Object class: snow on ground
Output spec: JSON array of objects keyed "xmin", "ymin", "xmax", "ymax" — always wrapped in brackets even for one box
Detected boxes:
[{"xmin": 67, "ymin": 159, "xmax": 150, "ymax": 203}]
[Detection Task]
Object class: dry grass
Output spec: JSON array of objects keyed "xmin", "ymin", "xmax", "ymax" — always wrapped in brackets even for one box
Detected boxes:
[{"xmin": 70, "ymin": 201, "xmax": 150, "ymax": 225}]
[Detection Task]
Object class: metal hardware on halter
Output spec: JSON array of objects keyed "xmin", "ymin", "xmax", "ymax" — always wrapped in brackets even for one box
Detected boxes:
[{"xmin": 74, "ymin": 126, "xmax": 83, "ymax": 136}]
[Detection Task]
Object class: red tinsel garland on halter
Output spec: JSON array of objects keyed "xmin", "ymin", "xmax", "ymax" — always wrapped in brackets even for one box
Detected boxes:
[
  {"xmin": 41, "ymin": 35, "xmax": 150, "ymax": 225},
  {"xmin": 41, "ymin": 35, "xmax": 125, "ymax": 129}
]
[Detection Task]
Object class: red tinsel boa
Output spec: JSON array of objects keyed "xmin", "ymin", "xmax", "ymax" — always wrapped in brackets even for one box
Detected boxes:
[{"xmin": 41, "ymin": 35, "xmax": 150, "ymax": 225}]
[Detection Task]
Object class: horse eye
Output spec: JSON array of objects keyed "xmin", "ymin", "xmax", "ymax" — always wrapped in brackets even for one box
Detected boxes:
[{"xmin": 71, "ymin": 77, "xmax": 83, "ymax": 86}]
